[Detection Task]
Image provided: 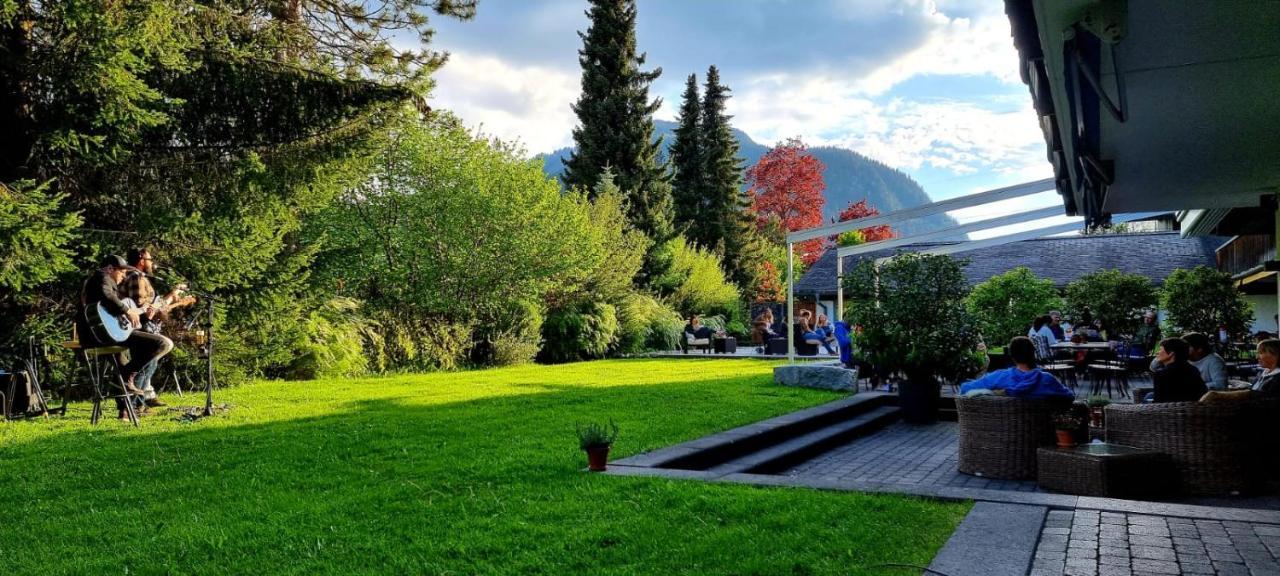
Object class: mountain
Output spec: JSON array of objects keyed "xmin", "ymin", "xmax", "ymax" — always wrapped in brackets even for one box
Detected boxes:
[{"xmin": 539, "ymin": 120, "xmax": 956, "ymax": 236}]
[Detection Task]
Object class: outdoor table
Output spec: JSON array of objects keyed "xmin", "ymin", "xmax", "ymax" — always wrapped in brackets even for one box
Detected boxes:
[
  {"xmin": 1036, "ymin": 443, "xmax": 1174, "ymax": 498},
  {"xmin": 713, "ymin": 336, "xmax": 736, "ymax": 354},
  {"xmin": 1051, "ymin": 342, "xmax": 1113, "ymax": 351}
]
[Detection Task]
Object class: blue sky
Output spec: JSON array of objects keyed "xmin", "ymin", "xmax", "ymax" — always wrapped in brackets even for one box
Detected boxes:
[{"xmin": 424, "ymin": 0, "xmax": 1069, "ymax": 234}]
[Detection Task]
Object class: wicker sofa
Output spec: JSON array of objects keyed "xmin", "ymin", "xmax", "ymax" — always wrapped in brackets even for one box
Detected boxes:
[
  {"xmin": 956, "ymin": 395, "xmax": 1071, "ymax": 480},
  {"xmin": 1105, "ymin": 399, "xmax": 1279, "ymax": 495}
]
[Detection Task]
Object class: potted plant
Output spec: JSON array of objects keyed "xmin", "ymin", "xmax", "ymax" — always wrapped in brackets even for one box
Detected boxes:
[
  {"xmin": 845, "ymin": 253, "xmax": 982, "ymax": 424},
  {"xmin": 1053, "ymin": 413, "xmax": 1080, "ymax": 448},
  {"xmin": 576, "ymin": 420, "xmax": 619, "ymax": 472},
  {"xmin": 1086, "ymin": 395, "xmax": 1111, "ymax": 428}
]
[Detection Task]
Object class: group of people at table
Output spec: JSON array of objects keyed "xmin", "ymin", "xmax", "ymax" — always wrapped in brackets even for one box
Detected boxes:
[{"xmin": 962, "ymin": 310, "xmax": 1280, "ymax": 403}]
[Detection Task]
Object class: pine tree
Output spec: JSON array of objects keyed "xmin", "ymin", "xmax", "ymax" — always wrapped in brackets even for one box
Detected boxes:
[
  {"xmin": 670, "ymin": 73, "xmax": 703, "ymax": 239},
  {"xmin": 561, "ymin": 0, "xmax": 673, "ymax": 243},
  {"xmin": 699, "ymin": 65, "xmax": 762, "ymax": 291}
]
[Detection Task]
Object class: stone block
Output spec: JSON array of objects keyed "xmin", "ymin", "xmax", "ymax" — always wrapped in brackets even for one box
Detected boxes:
[{"xmin": 773, "ymin": 365, "xmax": 857, "ymax": 392}]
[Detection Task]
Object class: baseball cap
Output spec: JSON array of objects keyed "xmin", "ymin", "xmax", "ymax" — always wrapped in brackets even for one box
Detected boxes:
[{"xmin": 100, "ymin": 254, "xmax": 137, "ymax": 271}]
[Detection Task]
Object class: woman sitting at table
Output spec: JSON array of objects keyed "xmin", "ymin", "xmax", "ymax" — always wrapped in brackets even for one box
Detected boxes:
[
  {"xmin": 960, "ymin": 336, "xmax": 1074, "ymax": 399},
  {"xmin": 1027, "ymin": 314, "xmax": 1058, "ymax": 346},
  {"xmin": 813, "ymin": 314, "xmax": 838, "ymax": 354},
  {"xmin": 1149, "ymin": 337, "xmax": 1208, "ymax": 403}
]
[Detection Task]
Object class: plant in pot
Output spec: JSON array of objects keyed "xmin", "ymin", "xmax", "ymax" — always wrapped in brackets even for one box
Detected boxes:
[
  {"xmin": 1053, "ymin": 412, "xmax": 1081, "ymax": 448},
  {"xmin": 576, "ymin": 420, "xmax": 619, "ymax": 472},
  {"xmin": 1086, "ymin": 395, "xmax": 1111, "ymax": 428},
  {"xmin": 844, "ymin": 253, "xmax": 982, "ymax": 424}
]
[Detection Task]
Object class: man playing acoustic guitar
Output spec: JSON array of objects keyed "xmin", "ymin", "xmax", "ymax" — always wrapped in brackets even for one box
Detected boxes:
[
  {"xmin": 124, "ymin": 247, "xmax": 192, "ymax": 408},
  {"xmin": 78, "ymin": 254, "xmax": 173, "ymax": 420}
]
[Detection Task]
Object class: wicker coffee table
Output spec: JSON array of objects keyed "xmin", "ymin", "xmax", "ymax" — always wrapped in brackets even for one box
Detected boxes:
[{"xmin": 1036, "ymin": 443, "xmax": 1174, "ymax": 498}]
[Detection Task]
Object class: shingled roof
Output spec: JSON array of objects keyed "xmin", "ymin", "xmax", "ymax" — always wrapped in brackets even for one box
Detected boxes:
[{"xmin": 794, "ymin": 232, "xmax": 1227, "ymax": 298}]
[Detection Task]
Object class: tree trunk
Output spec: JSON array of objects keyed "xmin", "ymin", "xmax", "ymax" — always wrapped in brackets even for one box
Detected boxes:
[{"xmin": 0, "ymin": 0, "xmax": 36, "ymax": 183}]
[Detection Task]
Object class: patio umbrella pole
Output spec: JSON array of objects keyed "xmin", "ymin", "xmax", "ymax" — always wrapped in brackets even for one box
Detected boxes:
[
  {"xmin": 835, "ymin": 254, "xmax": 843, "ymax": 323},
  {"xmin": 787, "ymin": 242, "xmax": 795, "ymax": 364}
]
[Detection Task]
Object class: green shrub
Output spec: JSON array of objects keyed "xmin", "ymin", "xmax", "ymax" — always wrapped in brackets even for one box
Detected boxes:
[
  {"xmin": 966, "ymin": 267, "xmax": 1063, "ymax": 347},
  {"xmin": 845, "ymin": 253, "xmax": 982, "ymax": 382},
  {"xmin": 617, "ymin": 293, "xmax": 684, "ymax": 354},
  {"xmin": 651, "ymin": 237, "xmax": 740, "ymax": 317},
  {"xmin": 540, "ymin": 301, "xmax": 619, "ymax": 363},
  {"xmin": 474, "ymin": 300, "xmax": 544, "ymax": 367},
  {"xmin": 1065, "ymin": 270, "xmax": 1157, "ymax": 338},
  {"xmin": 287, "ymin": 297, "xmax": 380, "ymax": 380},
  {"xmin": 1160, "ymin": 266, "xmax": 1253, "ymax": 339}
]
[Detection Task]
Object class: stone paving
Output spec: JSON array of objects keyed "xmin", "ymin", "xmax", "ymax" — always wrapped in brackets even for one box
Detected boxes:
[
  {"xmin": 784, "ymin": 421, "xmax": 1040, "ymax": 492},
  {"xmin": 1032, "ymin": 509, "xmax": 1280, "ymax": 576}
]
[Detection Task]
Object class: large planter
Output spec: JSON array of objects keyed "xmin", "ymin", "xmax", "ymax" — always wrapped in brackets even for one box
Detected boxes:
[
  {"xmin": 897, "ymin": 378, "xmax": 940, "ymax": 424},
  {"xmin": 585, "ymin": 444, "xmax": 611, "ymax": 472}
]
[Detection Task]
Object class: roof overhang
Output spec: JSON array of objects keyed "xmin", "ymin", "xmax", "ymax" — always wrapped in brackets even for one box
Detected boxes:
[{"xmin": 1007, "ymin": 0, "xmax": 1280, "ymax": 227}]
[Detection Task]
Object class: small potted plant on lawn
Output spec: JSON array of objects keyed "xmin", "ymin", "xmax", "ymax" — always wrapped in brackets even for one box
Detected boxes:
[
  {"xmin": 1053, "ymin": 412, "xmax": 1080, "ymax": 448},
  {"xmin": 577, "ymin": 420, "xmax": 619, "ymax": 472},
  {"xmin": 844, "ymin": 253, "xmax": 983, "ymax": 424},
  {"xmin": 1086, "ymin": 395, "xmax": 1111, "ymax": 428}
]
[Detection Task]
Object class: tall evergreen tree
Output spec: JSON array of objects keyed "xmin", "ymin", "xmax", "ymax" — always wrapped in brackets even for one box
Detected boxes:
[
  {"xmin": 670, "ymin": 73, "xmax": 704, "ymax": 239},
  {"xmin": 561, "ymin": 0, "xmax": 673, "ymax": 243},
  {"xmin": 699, "ymin": 65, "xmax": 762, "ymax": 291}
]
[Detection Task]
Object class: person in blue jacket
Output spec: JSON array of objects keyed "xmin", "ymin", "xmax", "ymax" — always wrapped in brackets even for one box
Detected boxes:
[{"xmin": 960, "ymin": 336, "xmax": 1074, "ymax": 399}]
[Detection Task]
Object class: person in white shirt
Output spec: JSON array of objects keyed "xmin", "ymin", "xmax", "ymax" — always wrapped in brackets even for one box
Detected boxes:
[
  {"xmin": 1148, "ymin": 332, "xmax": 1229, "ymax": 390},
  {"xmin": 1028, "ymin": 314, "xmax": 1058, "ymax": 345}
]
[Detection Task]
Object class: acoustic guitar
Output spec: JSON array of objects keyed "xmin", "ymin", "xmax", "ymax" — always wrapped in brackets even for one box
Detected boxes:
[{"xmin": 85, "ymin": 293, "xmax": 197, "ymax": 344}]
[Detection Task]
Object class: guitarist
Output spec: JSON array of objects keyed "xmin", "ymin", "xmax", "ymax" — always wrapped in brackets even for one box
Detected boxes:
[
  {"xmin": 124, "ymin": 248, "xmax": 185, "ymax": 408},
  {"xmin": 78, "ymin": 254, "xmax": 172, "ymax": 420}
]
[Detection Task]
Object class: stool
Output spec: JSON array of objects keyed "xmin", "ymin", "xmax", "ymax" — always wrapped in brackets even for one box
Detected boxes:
[{"xmin": 63, "ymin": 339, "xmax": 140, "ymax": 426}]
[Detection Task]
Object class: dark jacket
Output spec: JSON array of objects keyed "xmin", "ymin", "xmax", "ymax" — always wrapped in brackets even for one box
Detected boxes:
[
  {"xmin": 1151, "ymin": 360, "xmax": 1208, "ymax": 403},
  {"xmin": 1253, "ymin": 371, "xmax": 1280, "ymax": 397},
  {"xmin": 78, "ymin": 269, "xmax": 128, "ymax": 346}
]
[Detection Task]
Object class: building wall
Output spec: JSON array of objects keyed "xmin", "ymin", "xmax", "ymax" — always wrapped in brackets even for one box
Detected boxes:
[{"xmin": 1246, "ymin": 294, "xmax": 1280, "ymax": 334}]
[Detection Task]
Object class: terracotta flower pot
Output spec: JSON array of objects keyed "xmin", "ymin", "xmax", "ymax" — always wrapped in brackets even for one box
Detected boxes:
[
  {"xmin": 585, "ymin": 444, "xmax": 611, "ymax": 472},
  {"xmin": 1055, "ymin": 429, "xmax": 1076, "ymax": 448}
]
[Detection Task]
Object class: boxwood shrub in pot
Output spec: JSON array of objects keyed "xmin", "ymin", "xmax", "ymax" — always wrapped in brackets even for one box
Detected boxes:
[{"xmin": 844, "ymin": 253, "xmax": 982, "ymax": 424}]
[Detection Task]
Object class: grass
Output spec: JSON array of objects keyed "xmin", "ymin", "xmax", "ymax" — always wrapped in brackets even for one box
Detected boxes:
[{"xmin": 0, "ymin": 358, "xmax": 969, "ymax": 574}]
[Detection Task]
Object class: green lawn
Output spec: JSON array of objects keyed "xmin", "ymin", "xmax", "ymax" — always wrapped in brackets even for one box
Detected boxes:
[{"xmin": 0, "ymin": 358, "xmax": 968, "ymax": 574}]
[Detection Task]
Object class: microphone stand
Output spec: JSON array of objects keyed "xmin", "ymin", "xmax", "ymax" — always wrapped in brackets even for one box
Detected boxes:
[{"xmin": 184, "ymin": 289, "xmax": 217, "ymax": 417}]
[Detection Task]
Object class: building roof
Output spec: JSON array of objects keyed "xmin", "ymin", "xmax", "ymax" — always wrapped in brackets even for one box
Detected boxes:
[{"xmin": 795, "ymin": 232, "xmax": 1226, "ymax": 298}]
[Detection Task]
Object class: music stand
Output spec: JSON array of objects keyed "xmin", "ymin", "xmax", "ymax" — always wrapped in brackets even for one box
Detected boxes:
[{"xmin": 181, "ymin": 290, "xmax": 217, "ymax": 417}]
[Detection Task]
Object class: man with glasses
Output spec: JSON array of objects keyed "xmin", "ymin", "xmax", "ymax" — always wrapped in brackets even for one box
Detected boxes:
[{"xmin": 123, "ymin": 248, "xmax": 189, "ymax": 408}]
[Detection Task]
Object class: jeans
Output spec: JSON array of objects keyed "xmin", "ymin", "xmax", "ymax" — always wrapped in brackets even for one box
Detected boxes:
[
  {"xmin": 136, "ymin": 358, "xmax": 160, "ymax": 400},
  {"xmin": 804, "ymin": 331, "xmax": 836, "ymax": 354}
]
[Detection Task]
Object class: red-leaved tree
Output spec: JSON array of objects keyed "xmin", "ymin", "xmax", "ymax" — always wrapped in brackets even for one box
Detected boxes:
[
  {"xmin": 747, "ymin": 137, "xmax": 826, "ymax": 265},
  {"xmin": 832, "ymin": 199, "xmax": 894, "ymax": 247}
]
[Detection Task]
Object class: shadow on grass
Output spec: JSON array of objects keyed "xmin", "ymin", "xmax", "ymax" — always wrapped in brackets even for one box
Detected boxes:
[{"xmin": 0, "ymin": 365, "xmax": 966, "ymax": 575}]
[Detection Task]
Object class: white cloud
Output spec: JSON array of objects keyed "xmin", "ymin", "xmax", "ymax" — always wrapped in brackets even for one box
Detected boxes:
[
  {"xmin": 731, "ymin": 76, "xmax": 1049, "ymax": 178},
  {"xmin": 431, "ymin": 51, "xmax": 580, "ymax": 153}
]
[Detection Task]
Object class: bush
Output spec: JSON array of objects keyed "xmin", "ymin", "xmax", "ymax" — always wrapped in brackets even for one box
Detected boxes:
[
  {"xmin": 539, "ymin": 301, "xmax": 619, "ymax": 363},
  {"xmin": 287, "ymin": 298, "xmax": 380, "ymax": 380},
  {"xmin": 473, "ymin": 300, "xmax": 544, "ymax": 367},
  {"xmin": 651, "ymin": 237, "xmax": 740, "ymax": 317},
  {"xmin": 966, "ymin": 267, "xmax": 1063, "ymax": 347},
  {"xmin": 845, "ymin": 253, "xmax": 982, "ymax": 382},
  {"xmin": 1065, "ymin": 270, "xmax": 1157, "ymax": 338},
  {"xmin": 617, "ymin": 293, "xmax": 684, "ymax": 354},
  {"xmin": 1160, "ymin": 266, "xmax": 1253, "ymax": 339}
]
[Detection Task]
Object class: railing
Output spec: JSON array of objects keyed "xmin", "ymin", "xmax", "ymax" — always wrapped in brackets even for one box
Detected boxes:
[{"xmin": 1217, "ymin": 234, "xmax": 1276, "ymax": 277}]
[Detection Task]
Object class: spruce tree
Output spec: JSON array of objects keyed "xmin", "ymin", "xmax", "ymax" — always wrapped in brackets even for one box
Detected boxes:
[
  {"xmin": 699, "ymin": 65, "xmax": 763, "ymax": 292},
  {"xmin": 670, "ymin": 73, "xmax": 704, "ymax": 239},
  {"xmin": 562, "ymin": 0, "xmax": 673, "ymax": 243}
]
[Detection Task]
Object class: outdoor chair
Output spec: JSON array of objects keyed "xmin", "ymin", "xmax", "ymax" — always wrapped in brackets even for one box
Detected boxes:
[
  {"xmin": 683, "ymin": 332, "xmax": 711, "ymax": 354},
  {"xmin": 1105, "ymin": 399, "xmax": 1280, "ymax": 495},
  {"xmin": 62, "ymin": 325, "xmax": 141, "ymax": 426},
  {"xmin": 956, "ymin": 395, "xmax": 1069, "ymax": 480}
]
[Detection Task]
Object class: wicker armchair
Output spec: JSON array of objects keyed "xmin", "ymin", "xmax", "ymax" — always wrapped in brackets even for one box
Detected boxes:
[
  {"xmin": 956, "ymin": 395, "xmax": 1070, "ymax": 480},
  {"xmin": 1105, "ymin": 400, "xmax": 1279, "ymax": 495}
]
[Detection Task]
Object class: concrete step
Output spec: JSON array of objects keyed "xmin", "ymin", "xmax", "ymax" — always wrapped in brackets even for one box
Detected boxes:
[
  {"xmin": 617, "ymin": 393, "xmax": 895, "ymax": 471},
  {"xmin": 704, "ymin": 405, "xmax": 901, "ymax": 475}
]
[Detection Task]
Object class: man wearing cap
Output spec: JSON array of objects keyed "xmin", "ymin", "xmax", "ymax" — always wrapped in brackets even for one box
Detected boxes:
[{"xmin": 79, "ymin": 254, "xmax": 173, "ymax": 419}]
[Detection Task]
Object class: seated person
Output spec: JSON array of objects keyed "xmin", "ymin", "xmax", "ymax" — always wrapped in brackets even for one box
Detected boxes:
[
  {"xmin": 1148, "ymin": 332, "xmax": 1228, "ymax": 390},
  {"xmin": 751, "ymin": 309, "xmax": 778, "ymax": 343},
  {"xmin": 1252, "ymin": 338, "xmax": 1280, "ymax": 396},
  {"xmin": 683, "ymin": 315, "xmax": 715, "ymax": 340},
  {"xmin": 813, "ymin": 314, "xmax": 837, "ymax": 354},
  {"xmin": 1149, "ymin": 337, "xmax": 1208, "ymax": 403},
  {"xmin": 959, "ymin": 336, "xmax": 1074, "ymax": 399}
]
